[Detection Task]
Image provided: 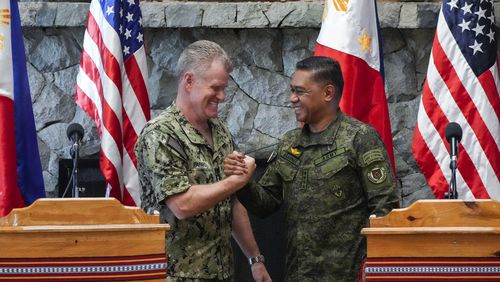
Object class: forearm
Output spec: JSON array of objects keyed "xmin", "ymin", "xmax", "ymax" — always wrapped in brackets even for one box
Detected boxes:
[
  {"xmin": 166, "ymin": 175, "xmax": 247, "ymax": 220},
  {"xmin": 237, "ymin": 181, "xmax": 282, "ymax": 218},
  {"xmin": 231, "ymin": 198, "xmax": 261, "ymax": 257},
  {"xmin": 364, "ymin": 164, "xmax": 400, "ymax": 216},
  {"xmin": 367, "ymin": 181, "xmax": 399, "ymax": 216}
]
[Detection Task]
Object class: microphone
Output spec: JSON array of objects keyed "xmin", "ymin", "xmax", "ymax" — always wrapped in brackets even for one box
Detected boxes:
[
  {"xmin": 67, "ymin": 123, "xmax": 84, "ymax": 159},
  {"xmin": 65, "ymin": 123, "xmax": 84, "ymax": 198},
  {"xmin": 67, "ymin": 123, "xmax": 84, "ymax": 143},
  {"xmin": 444, "ymin": 122, "xmax": 462, "ymax": 199},
  {"xmin": 445, "ymin": 122, "xmax": 462, "ymax": 169}
]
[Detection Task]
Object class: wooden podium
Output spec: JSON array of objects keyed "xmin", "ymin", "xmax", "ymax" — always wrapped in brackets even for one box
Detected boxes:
[
  {"xmin": 0, "ymin": 198, "xmax": 170, "ymax": 281},
  {"xmin": 361, "ymin": 200, "xmax": 500, "ymax": 281}
]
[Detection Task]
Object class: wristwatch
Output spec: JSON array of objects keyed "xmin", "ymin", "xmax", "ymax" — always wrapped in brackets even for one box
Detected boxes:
[{"xmin": 248, "ymin": 254, "xmax": 265, "ymax": 266}]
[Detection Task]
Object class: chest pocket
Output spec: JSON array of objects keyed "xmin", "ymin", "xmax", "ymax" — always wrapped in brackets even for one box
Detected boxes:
[
  {"xmin": 312, "ymin": 154, "xmax": 355, "ymax": 204},
  {"xmin": 315, "ymin": 155, "xmax": 350, "ymax": 179},
  {"xmin": 189, "ymin": 161, "xmax": 213, "ymax": 184},
  {"xmin": 277, "ymin": 157, "xmax": 298, "ymax": 182}
]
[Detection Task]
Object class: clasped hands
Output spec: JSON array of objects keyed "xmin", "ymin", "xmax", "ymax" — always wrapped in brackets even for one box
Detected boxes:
[{"xmin": 224, "ymin": 151, "xmax": 255, "ymax": 179}]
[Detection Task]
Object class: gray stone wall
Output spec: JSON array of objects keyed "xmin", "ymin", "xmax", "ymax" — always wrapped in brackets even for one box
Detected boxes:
[{"xmin": 21, "ymin": 1, "xmax": 499, "ymax": 206}]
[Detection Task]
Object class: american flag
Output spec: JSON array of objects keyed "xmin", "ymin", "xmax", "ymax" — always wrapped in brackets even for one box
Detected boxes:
[
  {"xmin": 412, "ymin": 0, "xmax": 500, "ymax": 200},
  {"xmin": 75, "ymin": 0, "xmax": 150, "ymax": 206}
]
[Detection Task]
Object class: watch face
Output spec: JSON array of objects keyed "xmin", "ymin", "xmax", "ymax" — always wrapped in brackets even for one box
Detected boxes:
[{"xmin": 249, "ymin": 255, "xmax": 265, "ymax": 265}]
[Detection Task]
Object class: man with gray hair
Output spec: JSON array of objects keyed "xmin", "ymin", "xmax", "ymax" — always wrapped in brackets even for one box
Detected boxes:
[{"xmin": 135, "ymin": 40, "xmax": 272, "ymax": 281}]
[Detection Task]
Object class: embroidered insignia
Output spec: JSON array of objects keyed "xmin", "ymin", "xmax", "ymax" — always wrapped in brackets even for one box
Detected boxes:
[
  {"xmin": 333, "ymin": 185, "xmax": 343, "ymax": 198},
  {"xmin": 290, "ymin": 147, "xmax": 301, "ymax": 157},
  {"xmin": 367, "ymin": 167, "xmax": 387, "ymax": 184},
  {"xmin": 193, "ymin": 161, "xmax": 210, "ymax": 170},
  {"xmin": 361, "ymin": 149, "xmax": 384, "ymax": 167}
]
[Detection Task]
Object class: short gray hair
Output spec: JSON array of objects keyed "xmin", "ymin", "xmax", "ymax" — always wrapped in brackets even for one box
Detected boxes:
[{"xmin": 175, "ymin": 40, "xmax": 233, "ymax": 80}]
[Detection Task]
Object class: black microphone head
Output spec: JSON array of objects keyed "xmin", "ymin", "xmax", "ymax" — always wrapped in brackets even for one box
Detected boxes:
[
  {"xmin": 445, "ymin": 122, "xmax": 462, "ymax": 143},
  {"xmin": 67, "ymin": 123, "xmax": 85, "ymax": 141}
]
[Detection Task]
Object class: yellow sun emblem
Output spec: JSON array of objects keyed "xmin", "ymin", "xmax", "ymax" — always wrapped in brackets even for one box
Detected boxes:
[
  {"xmin": 0, "ymin": 9, "xmax": 10, "ymax": 25},
  {"xmin": 332, "ymin": 0, "xmax": 349, "ymax": 12}
]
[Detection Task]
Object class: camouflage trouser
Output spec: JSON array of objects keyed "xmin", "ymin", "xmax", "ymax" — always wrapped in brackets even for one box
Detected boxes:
[{"xmin": 166, "ymin": 276, "xmax": 233, "ymax": 282}]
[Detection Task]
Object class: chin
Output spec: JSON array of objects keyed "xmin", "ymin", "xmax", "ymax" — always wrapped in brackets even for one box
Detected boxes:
[
  {"xmin": 294, "ymin": 114, "xmax": 305, "ymax": 123},
  {"xmin": 207, "ymin": 111, "xmax": 219, "ymax": 119}
]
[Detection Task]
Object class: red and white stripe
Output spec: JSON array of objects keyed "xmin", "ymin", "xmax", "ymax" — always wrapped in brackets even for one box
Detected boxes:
[
  {"xmin": 75, "ymin": 0, "xmax": 150, "ymax": 206},
  {"xmin": 413, "ymin": 10, "xmax": 500, "ymax": 200},
  {"xmin": 314, "ymin": 0, "xmax": 396, "ymax": 171},
  {"xmin": 0, "ymin": 0, "xmax": 24, "ymax": 215}
]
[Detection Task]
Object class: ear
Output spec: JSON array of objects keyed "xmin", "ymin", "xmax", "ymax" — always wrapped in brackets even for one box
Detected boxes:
[
  {"xmin": 183, "ymin": 72, "xmax": 194, "ymax": 91},
  {"xmin": 323, "ymin": 84, "xmax": 336, "ymax": 102}
]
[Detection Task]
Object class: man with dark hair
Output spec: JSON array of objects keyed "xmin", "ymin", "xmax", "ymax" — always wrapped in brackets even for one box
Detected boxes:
[
  {"xmin": 225, "ymin": 56, "xmax": 398, "ymax": 281},
  {"xmin": 135, "ymin": 40, "xmax": 271, "ymax": 282}
]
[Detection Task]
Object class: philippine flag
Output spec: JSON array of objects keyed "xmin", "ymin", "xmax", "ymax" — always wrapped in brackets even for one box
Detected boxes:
[
  {"xmin": 0, "ymin": 0, "xmax": 45, "ymax": 217},
  {"xmin": 314, "ymin": 0, "xmax": 395, "ymax": 170}
]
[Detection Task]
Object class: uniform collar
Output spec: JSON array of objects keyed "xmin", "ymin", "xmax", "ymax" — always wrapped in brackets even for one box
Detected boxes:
[
  {"xmin": 293, "ymin": 111, "xmax": 344, "ymax": 148},
  {"xmin": 169, "ymin": 103, "xmax": 224, "ymax": 151}
]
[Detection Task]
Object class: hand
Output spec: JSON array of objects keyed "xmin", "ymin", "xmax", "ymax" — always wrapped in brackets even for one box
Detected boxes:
[
  {"xmin": 229, "ymin": 155, "xmax": 256, "ymax": 189},
  {"xmin": 251, "ymin": 263, "xmax": 272, "ymax": 282},
  {"xmin": 224, "ymin": 151, "xmax": 248, "ymax": 176},
  {"xmin": 243, "ymin": 155, "xmax": 256, "ymax": 179}
]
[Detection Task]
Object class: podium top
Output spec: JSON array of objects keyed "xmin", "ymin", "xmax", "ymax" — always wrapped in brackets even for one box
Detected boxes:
[
  {"xmin": 368, "ymin": 199, "xmax": 500, "ymax": 228},
  {"xmin": 0, "ymin": 198, "xmax": 164, "ymax": 227}
]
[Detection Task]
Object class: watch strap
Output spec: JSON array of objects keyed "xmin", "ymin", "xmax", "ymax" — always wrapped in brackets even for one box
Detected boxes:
[{"xmin": 248, "ymin": 254, "xmax": 265, "ymax": 266}]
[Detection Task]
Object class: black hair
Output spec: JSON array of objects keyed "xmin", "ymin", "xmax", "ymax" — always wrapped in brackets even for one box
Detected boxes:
[{"xmin": 295, "ymin": 56, "xmax": 344, "ymax": 99}]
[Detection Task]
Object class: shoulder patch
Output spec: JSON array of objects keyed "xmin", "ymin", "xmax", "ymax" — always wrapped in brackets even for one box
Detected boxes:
[
  {"xmin": 166, "ymin": 137, "xmax": 188, "ymax": 161},
  {"xmin": 360, "ymin": 149, "xmax": 385, "ymax": 167},
  {"xmin": 367, "ymin": 166, "xmax": 387, "ymax": 184}
]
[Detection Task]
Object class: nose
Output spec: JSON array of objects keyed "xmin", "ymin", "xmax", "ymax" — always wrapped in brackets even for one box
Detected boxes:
[
  {"xmin": 290, "ymin": 91, "xmax": 299, "ymax": 103},
  {"xmin": 216, "ymin": 90, "xmax": 225, "ymax": 101}
]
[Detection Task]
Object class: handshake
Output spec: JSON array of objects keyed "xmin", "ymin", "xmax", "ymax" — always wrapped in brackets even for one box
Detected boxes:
[{"xmin": 224, "ymin": 151, "xmax": 256, "ymax": 188}]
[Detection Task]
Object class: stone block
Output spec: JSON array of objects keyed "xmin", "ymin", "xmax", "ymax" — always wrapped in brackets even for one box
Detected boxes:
[
  {"xmin": 254, "ymin": 104, "xmax": 297, "ymax": 139},
  {"xmin": 36, "ymin": 2, "xmax": 57, "ymax": 27},
  {"xmin": 237, "ymin": 3, "xmax": 270, "ymax": 28},
  {"xmin": 19, "ymin": 2, "xmax": 42, "ymax": 26},
  {"xmin": 240, "ymin": 29, "xmax": 282, "ymax": 72},
  {"xmin": 164, "ymin": 2, "xmax": 203, "ymax": 27},
  {"xmin": 378, "ymin": 2, "xmax": 401, "ymax": 28},
  {"xmin": 280, "ymin": 2, "xmax": 322, "ymax": 28},
  {"xmin": 29, "ymin": 34, "xmax": 81, "ymax": 72},
  {"xmin": 55, "ymin": 3, "xmax": 88, "ymax": 27},
  {"xmin": 399, "ymin": 2, "xmax": 439, "ymax": 28},
  {"xmin": 141, "ymin": 2, "xmax": 166, "ymax": 27},
  {"xmin": 202, "ymin": 3, "xmax": 237, "ymax": 27},
  {"xmin": 231, "ymin": 65, "xmax": 290, "ymax": 106}
]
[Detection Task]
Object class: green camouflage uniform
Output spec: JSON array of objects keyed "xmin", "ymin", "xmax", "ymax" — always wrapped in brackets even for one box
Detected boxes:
[
  {"xmin": 238, "ymin": 112, "xmax": 399, "ymax": 282},
  {"xmin": 135, "ymin": 104, "xmax": 235, "ymax": 281}
]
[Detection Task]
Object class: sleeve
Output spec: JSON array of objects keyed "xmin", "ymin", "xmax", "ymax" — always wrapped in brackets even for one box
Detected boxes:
[
  {"xmin": 236, "ymin": 147, "xmax": 284, "ymax": 218},
  {"xmin": 138, "ymin": 130, "xmax": 191, "ymax": 203},
  {"xmin": 354, "ymin": 125, "xmax": 399, "ymax": 217}
]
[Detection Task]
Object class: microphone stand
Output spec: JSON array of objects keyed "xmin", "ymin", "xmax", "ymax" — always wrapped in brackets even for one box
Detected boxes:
[
  {"xmin": 70, "ymin": 140, "xmax": 80, "ymax": 198},
  {"xmin": 447, "ymin": 138, "xmax": 458, "ymax": 199},
  {"xmin": 444, "ymin": 122, "xmax": 462, "ymax": 200},
  {"xmin": 448, "ymin": 160, "xmax": 457, "ymax": 199}
]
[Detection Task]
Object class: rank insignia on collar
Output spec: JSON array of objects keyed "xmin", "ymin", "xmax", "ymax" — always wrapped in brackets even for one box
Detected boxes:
[
  {"xmin": 289, "ymin": 147, "xmax": 301, "ymax": 157},
  {"xmin": 367, "ymin": 166, "xmax": 387, "ymax": 184}
]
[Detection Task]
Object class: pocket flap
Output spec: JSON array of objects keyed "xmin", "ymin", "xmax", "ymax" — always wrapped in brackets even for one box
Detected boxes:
[
  {"xmin": 316, "ymin": 156, "xmax": 349, "ymax": 179},
  {"xmin": 278, "ymin": 158, "xmax": 298, "ymax": 182}
]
